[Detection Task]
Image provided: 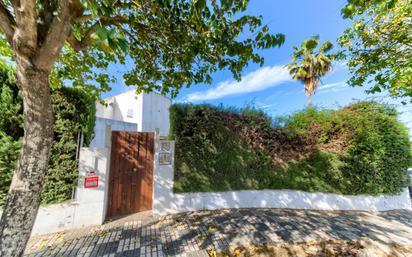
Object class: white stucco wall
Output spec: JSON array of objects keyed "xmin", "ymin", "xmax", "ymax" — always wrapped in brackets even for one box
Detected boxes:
[
  {"xmin": 89, "ymin": 118, "xmax": 137, "ymax": 148},
  {"xmin": 153, "ymin": 140, "xmax": 412, "ymax": 216},
  {"xmin": 0, "ymin": 148, "xmax": 111, "ymax": 236},
  {"xmin": 96, "ymin": 91, "xmax": 143, "ymax": 125},
  {"xmin": 75, "ymin": 147, "xmax": 111, "ymax": 227},
  {"xmin": 95, "ymin": 90, "xmax": 171, "ymax": 136},
  {"xmin": 0, "ymin": 202, "xmax": 78, "ymax": 236},
  {"xmin": 141, "ymin": 92, "xmax": 171, "ymax": 136},
  {"xmin": 10, "ymin": 147, "xmax": 112, "ymax": 236}
]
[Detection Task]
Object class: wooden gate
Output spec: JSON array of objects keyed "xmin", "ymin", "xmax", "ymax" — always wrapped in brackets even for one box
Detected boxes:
[{"xmin": 107, "ymin": 131, "xmax": 154, "ymax": 218}]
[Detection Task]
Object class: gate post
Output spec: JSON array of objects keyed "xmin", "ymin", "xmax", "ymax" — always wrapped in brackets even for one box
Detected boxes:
[
  {"xmin": 153, "ymin": 129, "xmax": 175, "ymax": 216},
  {"xmin": 74, "ymin": 147, "xmax": 110, "ymax": 226}
]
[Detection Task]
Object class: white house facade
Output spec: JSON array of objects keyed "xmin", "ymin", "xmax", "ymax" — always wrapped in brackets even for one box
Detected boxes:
[
  {"xmin": 89, "ymin": 90, "xmax": 171, "ymax": 148},
  {"xmin": 95, "ymin": 90, "xmax": 171, "ymax": 136}
]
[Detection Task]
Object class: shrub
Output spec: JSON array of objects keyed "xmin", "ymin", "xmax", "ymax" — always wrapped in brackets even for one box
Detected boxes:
[
  {"xmin": 0, "ymin": 132, "xmax": 20, "ymax": 206},
  {"xmin": 170, "ymin": 104, "xmax": 275, "ymax": 192},
  {"xmin": 284, "ymin": 102, "xmax": 411, "ymax": 194},
  {"xmin": 170, "ymin": 102, "xmax": 411, "ymax": 195},
  {"xmin": 0, "ymin": 64, "xmax": 23, "ymax": 140},
  {"xmin": 41, "ymin": 87, "xmax": 96, "ymax": 204}
]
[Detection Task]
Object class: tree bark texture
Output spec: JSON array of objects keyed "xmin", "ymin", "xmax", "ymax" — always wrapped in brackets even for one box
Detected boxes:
[
  {"xmin": 308, "ymin": 93, "xmax": 313, "ymax": 109},
  {"xmin": 0, "ymin": 1, "xmax": 82, "ymax": 256},
  {"xmin": 0, "ymin": 63, "xmax": 54, "ymax": 257}
]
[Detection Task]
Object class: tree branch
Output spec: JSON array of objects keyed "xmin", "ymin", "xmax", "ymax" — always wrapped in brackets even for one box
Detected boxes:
[
  {"xmin": 0, "ymin": 1, "xmax": 15, "ymax": 44},
  {"xmin": 33, "ymin": 0, "xmax": 73, "ymax": 70},
  {"xmin": 67, "ymin": 24, "xmax": 98, "ymax": 52},
  {"xmin": 68, "ymin": 16, "xmax": 131, "ymax": 52},
  {"xmin": 12, "ymin": 0, "xmax": 37, "ymax": 55},
  {"xmin": 74, "ymin": 14, "xmax": 93, "ymax": 23}
]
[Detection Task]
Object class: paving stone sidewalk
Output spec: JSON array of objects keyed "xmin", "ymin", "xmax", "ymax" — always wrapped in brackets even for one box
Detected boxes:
[{"xmin": 24, "ymin": 208, "xmax": 412, "ymax": 257}]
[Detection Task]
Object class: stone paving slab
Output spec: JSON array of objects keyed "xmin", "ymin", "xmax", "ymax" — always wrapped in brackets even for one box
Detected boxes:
[{"xmin": 24, "ymin": 208, "xmax": 412, "ymax": 256}]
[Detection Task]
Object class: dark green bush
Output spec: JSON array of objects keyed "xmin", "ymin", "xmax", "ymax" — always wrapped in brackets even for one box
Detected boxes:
[
  {"xmin": 284, "ymin": 102, "xmax": 411, "ymax": 194},
  {"xmin": 170, "ymin": 102, "xmax": 411, "ymax": 195},
  {"xmin": 0, "ymin": 64, "xmax": 96, "ymax": 205},
  {"xmin": 170, "ymin": 104, "xmax": 275, "ymax": 192},
  {"xmin": 0, "ymin": 132, "xmax": 20, "ymax": 206},
  {"xmin": 42, "ymin": 87, "xmax": 96, "ymax": 203}
]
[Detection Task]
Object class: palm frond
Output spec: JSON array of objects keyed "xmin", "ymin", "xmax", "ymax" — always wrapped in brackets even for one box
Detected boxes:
[
  {"xmin": 286, "ymin": 36, "xmax": 334, "ymax": 97},
  {"xmin": 319, "ymin": 41, "xmax": 333, "ymax": 53},
  {"xmin": 302, "ymin": 36, "xmax": 319, "ymax": 51}
]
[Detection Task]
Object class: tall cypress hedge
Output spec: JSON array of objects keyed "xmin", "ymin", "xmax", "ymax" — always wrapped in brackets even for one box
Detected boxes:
[
  {"xmin": 0, "ymin": 64, "xmax": 96, "ymax": 206},
  {"xmin": 170, "ymin": 103, "xmax": 411, "ymax": 195},
  {"xmin": 0, "ymin": 64, "xmax": 22, "ymax": 205}
]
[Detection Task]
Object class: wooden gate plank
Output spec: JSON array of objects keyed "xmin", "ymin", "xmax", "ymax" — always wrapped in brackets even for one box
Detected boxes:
[{"xmin": 107, "ymin": 131, "xmax": 154, "ymax": 218}]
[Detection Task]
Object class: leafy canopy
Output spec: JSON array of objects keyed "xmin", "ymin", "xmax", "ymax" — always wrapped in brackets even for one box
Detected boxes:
[
  {"xmin": 340, "ymin": 0, "xmax": 412, "ymax": 100},
  {"xmin": 0, "ymin": 0, "xmax": 285, "ymax": 98}
]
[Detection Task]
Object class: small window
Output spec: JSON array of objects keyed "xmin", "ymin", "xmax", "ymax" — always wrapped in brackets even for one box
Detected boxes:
[{"xmin": 127, "ymin": 108, "xmax": 134, "ymax": 118}]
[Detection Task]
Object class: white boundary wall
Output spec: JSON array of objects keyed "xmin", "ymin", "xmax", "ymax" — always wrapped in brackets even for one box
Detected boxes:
[
  {"xmin": 0, "ymin": 147, "xmax": 111, "ymax": 236},
  {"xmin": 153, "ymin": 140, "xmax": 412, "ymax": 216},
  {"xmin": 6, "ymin": 133, "xmax": 409, "ymax": 235},
  {"xmin": 24, "ymin": 147, "xmax": 111, "ymax": 236}
]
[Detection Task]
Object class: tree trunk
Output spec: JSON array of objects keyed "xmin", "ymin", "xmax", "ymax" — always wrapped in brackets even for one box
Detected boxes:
[
  {"xmin": 308, "ymin": 94, "xmax": 313, "ymax": 110},
  {"xmin": 0, "ymin": 65, "xmax": 54, "ymax": 257}
]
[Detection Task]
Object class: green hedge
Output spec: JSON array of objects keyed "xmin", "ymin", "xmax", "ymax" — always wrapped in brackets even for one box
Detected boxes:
[
  {"xmin": 0, "ymin": 64, "xmax": 96, "ymax": 206},
  {"xmin": 170, "ymin": 102, "xmax": 411, "ymax": 195}
]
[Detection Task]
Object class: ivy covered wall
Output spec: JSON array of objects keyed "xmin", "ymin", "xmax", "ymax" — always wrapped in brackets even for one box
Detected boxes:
[{"xmin": 170, "ymin": 102, "xmax": 411, "ymax": 196}]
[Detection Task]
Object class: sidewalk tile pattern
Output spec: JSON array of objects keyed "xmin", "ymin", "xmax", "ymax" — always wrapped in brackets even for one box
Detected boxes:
[{"xmin": 24, "ymin": 208, "xmax": 412, "ymax": 256}]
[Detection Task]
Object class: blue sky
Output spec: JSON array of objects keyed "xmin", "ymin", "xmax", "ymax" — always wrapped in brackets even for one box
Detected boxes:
[{"xmin": 105, "ymin": 0, "xmax": 411, "ymax": 132}]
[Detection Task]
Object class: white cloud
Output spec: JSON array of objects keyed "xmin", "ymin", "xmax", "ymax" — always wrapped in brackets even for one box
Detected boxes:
[
  {"xmin": 328, "ymin": 61, "xmax": 348, "ymax": 74},
  {"xmin": 317, "ymin": 81, "xmax": 348, "ymax": 94},
  {"xmin": 256, "ymin": 103, "xmax": 278, "ymax": 110},
  {"xmin": 185, "ymin": 65, "xmax": 291, "ymax": 102}
]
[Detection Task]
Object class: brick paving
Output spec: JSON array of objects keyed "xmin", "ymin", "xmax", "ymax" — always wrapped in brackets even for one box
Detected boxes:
[{"xmin": 24, "ymin": 208, "xmax": 412, "ymax": 256}]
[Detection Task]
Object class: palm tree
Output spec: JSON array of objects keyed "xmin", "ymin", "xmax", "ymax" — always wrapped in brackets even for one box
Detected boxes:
[{"xmin": 287, "ymin": 36, "xmax": 334, "ymax": 109}]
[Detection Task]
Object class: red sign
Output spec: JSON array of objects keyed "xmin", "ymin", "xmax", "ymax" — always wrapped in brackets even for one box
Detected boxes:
[{"xmin": 84, "ymin": 170, "xmax": 98, "ymax": 188}]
